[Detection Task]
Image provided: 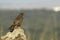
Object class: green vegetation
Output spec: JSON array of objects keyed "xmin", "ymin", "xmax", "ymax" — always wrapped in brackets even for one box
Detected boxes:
[{"xmin": 0, "ymin": 9, "xmax": 60, "ymax": 40}]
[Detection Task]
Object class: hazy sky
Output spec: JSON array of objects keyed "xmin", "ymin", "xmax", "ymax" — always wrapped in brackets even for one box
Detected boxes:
[{"xmin": 0, "ymin": 0, "xmax": 60, "ymax": 9}]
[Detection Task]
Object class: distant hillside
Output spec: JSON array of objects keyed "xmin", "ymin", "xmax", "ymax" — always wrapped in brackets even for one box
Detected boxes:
[{"xmin": 0, "ymin": 9, "xmax": 60, "ymax": 35}]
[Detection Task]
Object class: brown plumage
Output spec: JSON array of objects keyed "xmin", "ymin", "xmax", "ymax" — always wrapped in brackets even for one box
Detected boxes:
[{"xmin": 9, "ymin": 12, "xmax": 24, "ymax": 32}]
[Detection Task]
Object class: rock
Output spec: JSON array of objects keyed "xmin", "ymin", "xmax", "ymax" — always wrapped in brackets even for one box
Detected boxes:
[{"xmin": 1, "ymin": 27, "xmax": 27, "ymax": 40}]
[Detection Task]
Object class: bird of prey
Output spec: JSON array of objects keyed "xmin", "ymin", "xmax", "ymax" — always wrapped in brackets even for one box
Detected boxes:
[{"xmin": 9, "ymin": 12, "xmax": 24, "ymax": 32}]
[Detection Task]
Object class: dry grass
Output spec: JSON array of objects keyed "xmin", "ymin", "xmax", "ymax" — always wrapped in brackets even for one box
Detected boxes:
[
  {"xmin": 27, "ymin": 33, "xmax": 31, "ymax": 40},
  {"xmin": 0, "ymin": 36, "xmax": 2, "ymax": 40}
]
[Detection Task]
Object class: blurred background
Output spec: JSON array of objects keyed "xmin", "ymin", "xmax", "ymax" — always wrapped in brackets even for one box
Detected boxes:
[{"xmin": 0, "ymin": 0, "xmax": 60, "ymax": 40}]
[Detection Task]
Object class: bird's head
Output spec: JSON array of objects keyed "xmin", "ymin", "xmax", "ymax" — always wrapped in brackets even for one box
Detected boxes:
[{"xmin": 20, "ymin": 12, "xmax": 24, "ymax": 16}]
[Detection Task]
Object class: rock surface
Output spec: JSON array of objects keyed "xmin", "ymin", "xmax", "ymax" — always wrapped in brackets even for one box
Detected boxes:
[{"xmin": 1, "ymin": 27, "xmax": 27, "ymax": 40}]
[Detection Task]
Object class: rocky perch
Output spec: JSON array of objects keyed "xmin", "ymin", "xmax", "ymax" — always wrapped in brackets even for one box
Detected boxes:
[{"xmin": 1, "ymin": 27, "xmax": 27, "ymax": 40}]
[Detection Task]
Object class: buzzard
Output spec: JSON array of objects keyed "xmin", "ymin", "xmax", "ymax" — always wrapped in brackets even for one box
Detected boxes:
[{"xmin": 9, "ymin": 12, "xmax": 24, "ymax": 32}]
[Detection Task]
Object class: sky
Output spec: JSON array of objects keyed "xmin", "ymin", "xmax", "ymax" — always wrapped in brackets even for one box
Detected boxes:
[{"xmin": 0, "ymin": 0, "xmax": 60, "ymax": 9}]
